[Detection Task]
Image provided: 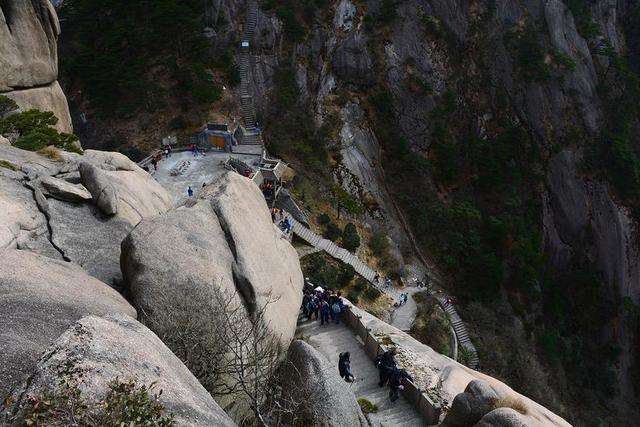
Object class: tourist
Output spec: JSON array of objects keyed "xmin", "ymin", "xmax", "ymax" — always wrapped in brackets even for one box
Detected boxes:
[
  {"xmin": 284, "ymin": 216, "xmax": 292, "ymax": 235},
  {"xmin": 320, "ymin": 300, "xmax": 330, "ymax": 325},
  {"xmin": 151, "ymin": 158, "xmax": 158, "ymax": 171},
  {"xmin": 333, "ymin": 292, "xmax": 345, "ymax": 324},
  {"xmin": 187, "ymin": 186, "xmax": 193, "ymax": 198},
  {"xmin": 302, "ymin": 292, "xmax": 310, "ymax": 318},
  {"xmin": 375, "ymin": 348, "xmax": 397, "ymax": 387},
  {"xmin": 338, "ymin": 352, "xmax": 355, "ymax": 383},
  {"xmin": 385, "ymin": 276, "xmax": 392, "ymax": 288},
  {"xmin": 388, "ymin": 367, "xmax": 413, "ymax": 402}
]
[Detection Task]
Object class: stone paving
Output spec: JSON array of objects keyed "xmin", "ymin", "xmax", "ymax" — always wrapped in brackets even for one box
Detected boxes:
[
  {"xmin": 297, "ymin": 314, "xmax": 425, "ymax": 426},
  {"xmin": 152, "ymin": 150, "xmax": 260, "ymax": 207}
]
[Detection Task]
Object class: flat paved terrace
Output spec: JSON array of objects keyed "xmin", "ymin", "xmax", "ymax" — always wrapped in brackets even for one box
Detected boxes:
[{"xmin": 152, "ymin": 150, "xmax": 261, "ymax": 207}]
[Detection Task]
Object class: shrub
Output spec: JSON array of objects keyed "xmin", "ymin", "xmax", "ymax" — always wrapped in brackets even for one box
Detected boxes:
[
  {"xmin": 338, "ymin": 264, "xmax": 356, "ymax": 287},
  {"xmin": 324, "ymin": 222, "xmax": 342, "ymax": 242},
  {"xmin": 342, "ymin": 223, "xmax": 361, "ymax": 251},
  {"xmin": 363, "ymin": 286, "xmax": 381, "ymax": 302},
  {"xmin": 169, "ymin": 116, "xmax": 187, "ymax": 130},
  {"xmin": 0, "ymin": 95, "xmax": 18, "ymax": 117},
  {"xmin": 354, "ymin": 278, "xmax": 368, "ymax": 293},
  {"xmin": 317, "ymin": 213, "xmax": 331, "ymax": 225},
  {"xmin": 15, "ymin": 378, "xmax": 174, "ymax": 426},
  {"xmin": 357, "ymin": 398, "xmax": 378, "ymax": 414},
  {"xmin": 346, "ymin": 290, "xmax": 360, "ymax": 304},
  {"xmin": 369, "ymin": 232, "xmax": 390, "ymax": 257}
]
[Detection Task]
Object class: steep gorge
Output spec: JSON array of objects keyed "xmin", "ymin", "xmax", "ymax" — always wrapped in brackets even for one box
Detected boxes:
[{"xmin": 56, "ymin": 0, "xmax": 640, "ymax": 424}]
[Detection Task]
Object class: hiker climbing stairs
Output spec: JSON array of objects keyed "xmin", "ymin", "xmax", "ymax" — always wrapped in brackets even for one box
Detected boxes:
[{"xmin": 296, "ymin": 314, "xmax": 425, "ymax": 426}]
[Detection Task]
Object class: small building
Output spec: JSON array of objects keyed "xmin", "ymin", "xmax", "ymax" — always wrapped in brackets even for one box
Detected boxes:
[{"xmin": 198, "ymin": 123, "xmax": 235, "ymax": 151}]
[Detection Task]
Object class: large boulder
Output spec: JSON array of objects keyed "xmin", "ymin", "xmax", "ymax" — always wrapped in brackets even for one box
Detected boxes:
[
  {"xmin": 79, "ymin": 162, "xmax": 118, "ymax": 215},
  {"xmin": 4, "ymin": 314, "xmax": 235, "ymax": 427},
  {"xmin": 0, "ymin": 0, "xmax": 59, "ymax": 91},
  {"xmin": 440, "ymin": 380, "xmax": 501, "ymax": 426},
  {"xmin": 4, "ymin": 82, "xmax": 73, "ymax": 133},
  {"xmin": 121, "ymin": 172, "xmax": 304, "ymax": 409},
  {"xmin": 0, "ymin": 1, "xmax": 73, "ymax": 134},
  {"xmin": 0, "ymin": 249, "xmax": 136, "ymax": 400},
  {"xmin": 0, "ymin": 144, "xmax": 173, "ymax": 286},
  {"xmin": 281, "ymin": 340, "xmax": 367, "ymax": 427}
]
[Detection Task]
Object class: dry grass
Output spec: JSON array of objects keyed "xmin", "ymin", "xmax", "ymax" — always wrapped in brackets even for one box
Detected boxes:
[
  {"xmin": 0, "ymin": 159, "xmax": 19, "ymax": 171},
  {"xmin": 491, "ymin": 396, "xmax": 528, "ymax": 415},
  {"xmin": 37, "ymin": 146, "xmax": 62, "ymax": 161}
]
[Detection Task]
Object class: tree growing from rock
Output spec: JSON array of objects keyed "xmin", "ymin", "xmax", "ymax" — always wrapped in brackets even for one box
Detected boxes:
[{"xmin": 144, "ymin": 285, "xmax": 290, "ymax": 426}]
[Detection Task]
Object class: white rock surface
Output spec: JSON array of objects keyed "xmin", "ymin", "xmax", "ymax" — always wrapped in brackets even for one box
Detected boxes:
[
  {"xmin": 0, "ymin": 249, "xmax": 136, "ymax": 400},
  {"xmin": 40, "ymin": 175, "xmax": 91, "ymax": 203},
  {"xmin": 349, "ymin": 305, "xmax": 571, "ymax": 427},
  {"xmin": 5, "ymin": 315, "xmax": 235, "ymax": 427}
]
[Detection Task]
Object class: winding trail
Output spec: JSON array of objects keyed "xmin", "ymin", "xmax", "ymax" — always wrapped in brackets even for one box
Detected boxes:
[{"xmin": 289, "ymin": 214, "xmax": 480, "ymax": 369}]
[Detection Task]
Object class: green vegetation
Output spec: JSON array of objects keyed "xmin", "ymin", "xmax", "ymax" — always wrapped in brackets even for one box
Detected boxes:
[
  {"xmin": 410, "ymin": 292, "xmax": 451, "ymax": 356},
  {"xmin": 262, "ymin": 0, "xmax": 329, "ymax": 42},
  {"xmin": 567, "ymin": 0, "xmax": 601, "ymax": 38},
  {"xmin": 585, "ymin": 42, "xmax": 640, "ymax": 204},
  {"xmin": 60, "ymin": 0, "xmax": 226, "ymax": 118},
  {"xmin": 341, "ymin": 223, "xmax": 361, "ymax": 252},
  {"xmin": 0, "ymin": 97, "xmax": 80, "ymax": 154},
  {"xmin": 504, "ymin": 25, "xmax": 551, "ymax": 82},
  {"xmin": 13, "ymin": 378, "xmax": 173, "ymax": 426},
  {"xmin": 357, "ymin": 398, "xmax": 378, "ymax": 414},
  {"xmin": 302, "ymin": 253, "xmax": 380, "ymax": 303},
  {"xmin": 265, "ymin": 67, "xmax": 330, "ymax": 174}
]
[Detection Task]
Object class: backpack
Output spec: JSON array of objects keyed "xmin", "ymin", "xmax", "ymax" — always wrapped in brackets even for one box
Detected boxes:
[{"xmin": 332, "ymin": 302, "xmax": 341, "ymax": 314}]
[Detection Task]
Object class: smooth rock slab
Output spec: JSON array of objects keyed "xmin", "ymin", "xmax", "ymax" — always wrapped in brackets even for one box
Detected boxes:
[
  {"xmin": 282, "ymin": 340, "xmax": 367, "ymax": 427},
  {"xmin": 40, "ymin": 175, "xmax": 91, "ymax": 203},
  {"xmin": 5, "ymin": 315, "xmax": 235, "ymax": 427},
  {"xmin": 0, "ymin": 249, "xmax": 136, "ymax": 400}
]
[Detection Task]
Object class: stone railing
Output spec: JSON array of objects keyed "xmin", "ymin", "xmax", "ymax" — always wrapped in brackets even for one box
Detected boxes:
[{"xmin": 343, "ymin": 307, "xmax": 442, "ymax": 425}]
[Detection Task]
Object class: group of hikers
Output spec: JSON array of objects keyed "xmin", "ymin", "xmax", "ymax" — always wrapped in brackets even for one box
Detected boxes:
[
  {"xmin": 271, "ymin": 208, "xmax": 292, "ymax": 236},
  {"xmin": 302, "ymin": 283, "xmax": 414, "ymax": 404},
  {"xmin": 394, "ymin": 292, "xmax": 410, "ymax": 307},
  {"xmin": 303, "ymin": 288, "xmax": 346, "ymax": 325},
  {"xmin": 337, "ymin": 348, "xmax": 414, "ymax": 403}
]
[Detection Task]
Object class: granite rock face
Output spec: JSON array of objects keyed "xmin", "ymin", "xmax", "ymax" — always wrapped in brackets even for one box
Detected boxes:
[
  {"xmin": 0, "ymin": 144, "xmax": 172, "ymax": 286},
  {"xmin": 121, "ymin": 172, "xmax": 303, "ymax": 411},
  {"xmin": 281, "ymin": 340, "xmax": 367, "ymax": 427},
  {"xmin": 0, "ymin": 0, "xmax": 72, "ymax": 133},
  {"xmin": 0, "ymin": 249, "xmax": 136, "ymax": 400},
  {"xmin": 4, "ymin": 314, "xmax": 236, "ymax": 427}
]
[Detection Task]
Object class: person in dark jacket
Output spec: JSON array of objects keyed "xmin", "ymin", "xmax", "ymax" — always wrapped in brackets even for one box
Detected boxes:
[
  {"xmin": 375, "ymin": 348, "xmax": 397, "ymax": 387},
  {"xmin": 388, "ymin": 367, "xmax": 413, "ymax": 402},
  {"xmin": 320, "ymin": 300, "xmax": 331, "ymax": 325},
  {"xmin": 338, "ymin": 352, "xmax": 355, "ymax": 382}
]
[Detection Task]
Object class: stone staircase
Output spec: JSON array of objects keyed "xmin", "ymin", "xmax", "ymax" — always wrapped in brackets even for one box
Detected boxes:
[
  {"xmin": 238, "ymin": 0, "xmax": 260, "ymax": 133},
  {"xmin": 296, "ymin": 314, "xmax": 425, "ymax": 426},
  {"xmin": 437, "ymin": 296, "xmax": 479, "ymax": 369},
  {"xmin": 290, "ymin": 215, "xmax": 481, "ymax": 370},
  {"xmin": 290, "ymin": 217, "xmax": 378, "ymax": 284}
]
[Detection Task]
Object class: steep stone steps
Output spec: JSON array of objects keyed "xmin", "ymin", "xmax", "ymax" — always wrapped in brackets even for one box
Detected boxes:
[{"xmin": 296, "ymin": 317, "xmax": 425, "ymax": 426}]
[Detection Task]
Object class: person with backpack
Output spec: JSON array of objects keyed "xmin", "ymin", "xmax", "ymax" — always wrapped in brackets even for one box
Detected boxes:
[
  {"xmin": 320, "ymin": 300, "xmax": 331, "ymax": 325},
  {"xmin": 306, "ymin": 296, "xmax": 317, "ymax": 321},
  {"xmin": 338, "ymin": 352, "xmax": 355, "ymax": 383},
  {"xmin": 375, "ymin": 348, "xmax": 397, "ymax": 387},
  {"xmin": 388, "ymin": 367, "xmax": 413, "ymax": 402},
  {"xmin": 333, "ymin": 292, "xmax": 345, "ymax": 324}
]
